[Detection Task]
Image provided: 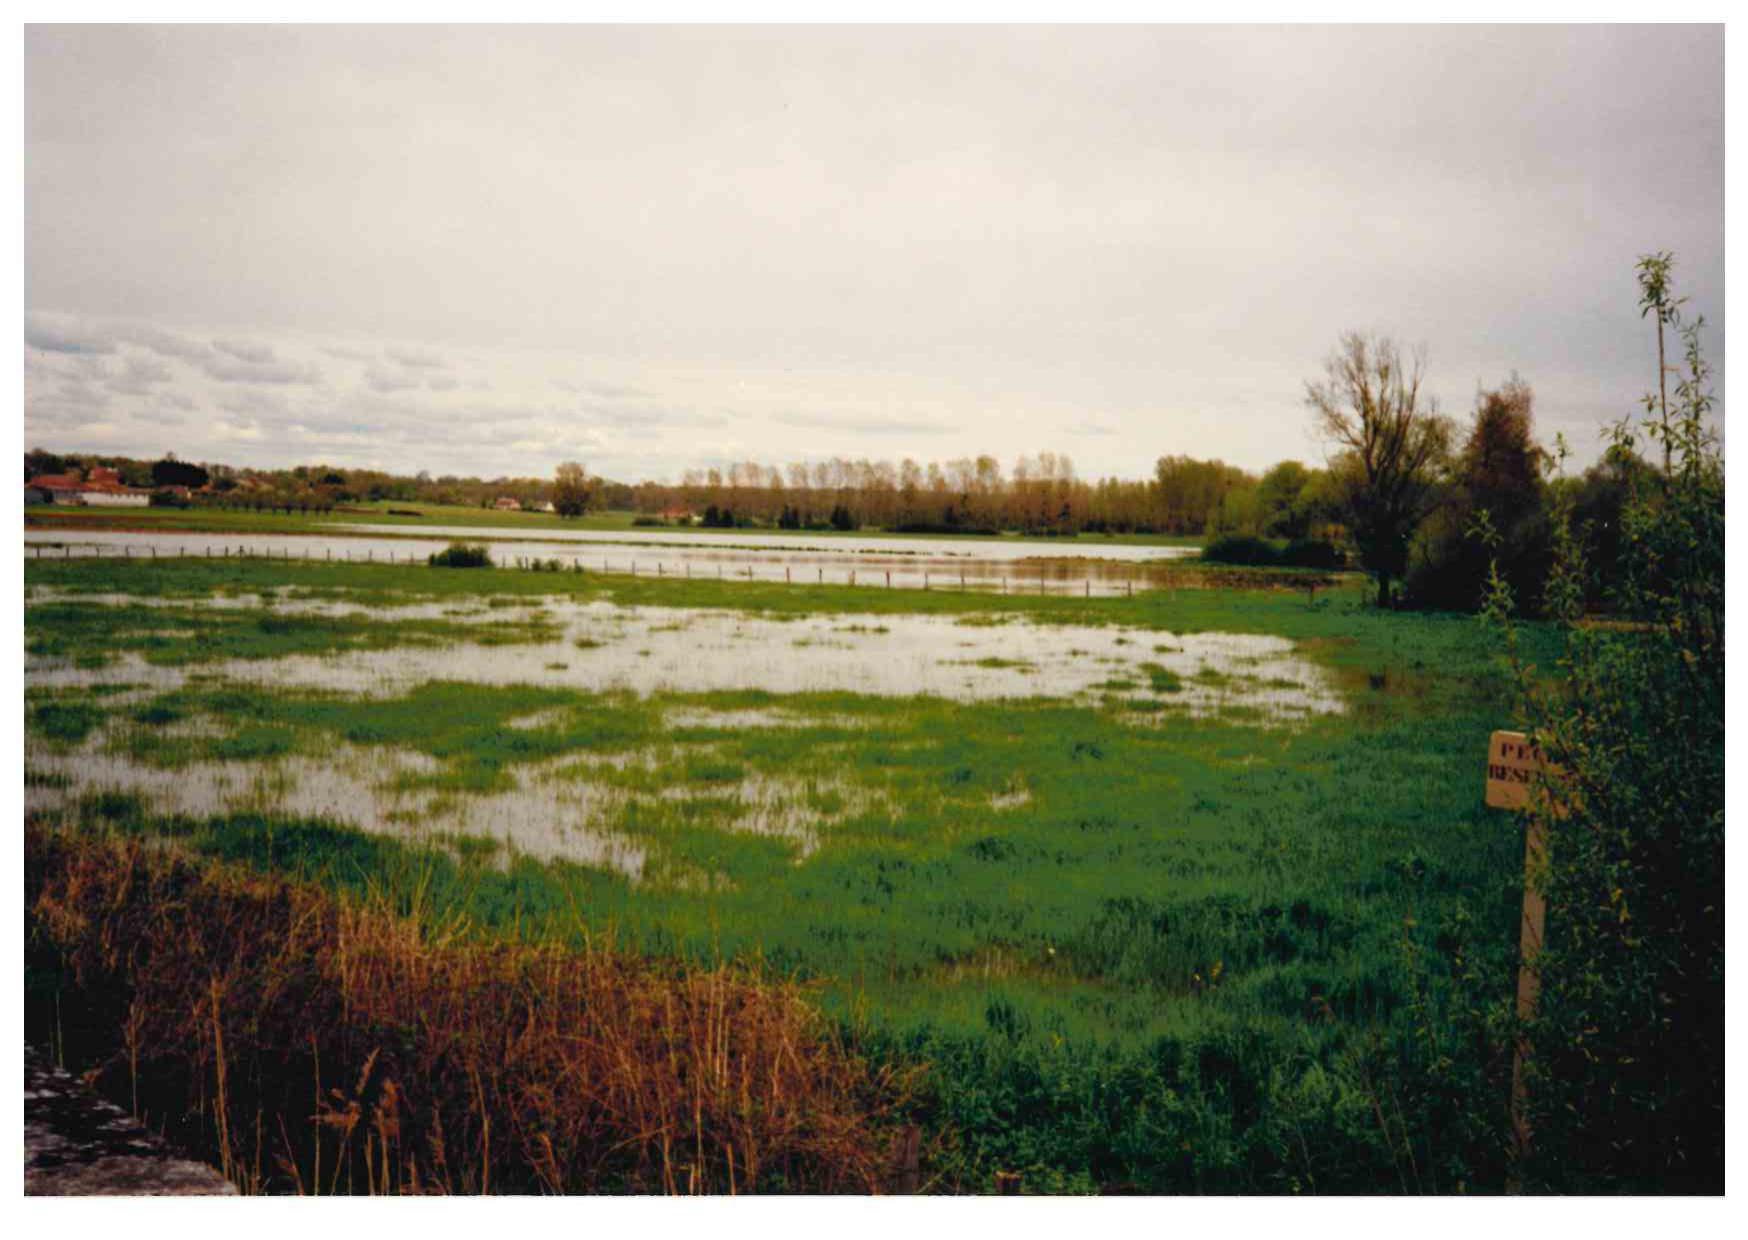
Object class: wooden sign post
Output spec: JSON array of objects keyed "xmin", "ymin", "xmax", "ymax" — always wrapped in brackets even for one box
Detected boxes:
[{"xmin": 1485, "ymin": 729, "xmax": 1562, "ymax": 1175}]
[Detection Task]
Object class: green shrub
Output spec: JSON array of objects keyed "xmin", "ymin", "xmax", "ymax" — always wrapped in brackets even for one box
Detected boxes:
[
  {"xmin": 1487, "ymin": 255, "xmax": 1723, "ymax": 1191},
  {"xmin": 428, "ymin": 542, "xmax": 493, "ymax": 569},
  {"xmin": 1201, "ymin": 534, "xmax": 1280, "ymax": 566}
]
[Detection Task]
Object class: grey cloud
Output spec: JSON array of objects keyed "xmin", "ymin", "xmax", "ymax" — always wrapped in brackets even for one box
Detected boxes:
[
  {"xmin": 363, "ymin": 366, "xmax": 421, "ymax": 393},
  {"xmin": 108, "ymin": 355, "xmax": 177, "ymax": 396},
  {"xmin": 120, "ymin": 325, "xmax": 213, "ymax": 362},
  {"xmin": 25, "ymin": 313, "xmax": 117, "ymax": 355},
  {"xmin": 586, "ymin": 405, "xmax": 726, "ymax": 430},
  {"xmin": 212, "ymin": 338, "xmax": 278, "ymax": 364},
  {"xmin": 204, "ymin": 358, "xmax": 323, "ymax": 386},
  {"xmin": 770, "ymin": 411, "xmax": 950, "ymax": 436},
  {"xmin": 22, "ymin": 26, "xmax": 1723, "ymax": 479},
  {"xmin": 386, "ymin": 347, "xmax": 448, "ymax": 370}
]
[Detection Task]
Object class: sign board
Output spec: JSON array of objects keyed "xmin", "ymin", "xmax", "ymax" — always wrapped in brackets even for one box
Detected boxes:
[{"xmin": 1486, "ymin": 730, "xmax": 1550, "ymax": 811}]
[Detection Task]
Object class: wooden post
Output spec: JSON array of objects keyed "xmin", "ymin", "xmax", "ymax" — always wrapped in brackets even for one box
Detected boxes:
[
  {"xmin": 1485, "ymin": 729, "xmax": 1564, "ymax": 1175},
  {"xmin": 891, "ymin": 1125, "xmax": 921, "ymax": 1196},
  {"xmin": 994, "ymin": 1171, "xmax": 1021, "ymax": 1195},
  {"xmin": 886, "ymin": 570, "xmax": 891, "ymax": 589}
]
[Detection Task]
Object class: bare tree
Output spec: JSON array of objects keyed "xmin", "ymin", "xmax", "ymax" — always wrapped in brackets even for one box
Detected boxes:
[{"xmin": 1306, "ymin": 333, "xmax": 1453, "ymax": 606}]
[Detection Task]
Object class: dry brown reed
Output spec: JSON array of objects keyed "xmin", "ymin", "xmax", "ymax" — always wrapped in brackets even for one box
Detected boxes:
[{"xmin": 25, "ymin": 822, "xmax": 916, "ymax": 1194}]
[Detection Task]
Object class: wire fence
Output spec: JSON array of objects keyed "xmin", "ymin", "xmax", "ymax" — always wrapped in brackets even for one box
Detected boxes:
[{"xmin": 26, "ymin": 537, "xmax": 1149, "ymax": 597}]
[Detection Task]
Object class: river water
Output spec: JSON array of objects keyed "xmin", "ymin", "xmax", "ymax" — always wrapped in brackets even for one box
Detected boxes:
[{"xmin": 25, "ymin": 525, "xmax": 1197, "ymax": 595}]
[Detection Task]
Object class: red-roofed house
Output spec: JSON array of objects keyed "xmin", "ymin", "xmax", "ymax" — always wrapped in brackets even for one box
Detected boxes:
[{"xmin": 26, "ymin": 467, "xmax": 151, "ymax": 507}]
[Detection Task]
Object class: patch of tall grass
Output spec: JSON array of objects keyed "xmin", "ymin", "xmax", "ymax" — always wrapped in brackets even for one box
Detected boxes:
[{"xmin": 26, "ymin": 822, "xmax": 916, "ymax": 1195}]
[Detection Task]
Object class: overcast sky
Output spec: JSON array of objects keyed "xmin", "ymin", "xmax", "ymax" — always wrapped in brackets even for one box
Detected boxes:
[{"xmin": 24, "ymin": 24, "xmax": 1724, "ymax": 483}]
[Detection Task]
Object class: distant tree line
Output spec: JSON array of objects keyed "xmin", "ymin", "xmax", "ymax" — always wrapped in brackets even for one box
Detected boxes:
[{"xmin": 623, "ymin": 451, "xmax": 1350, "ymax": 541}]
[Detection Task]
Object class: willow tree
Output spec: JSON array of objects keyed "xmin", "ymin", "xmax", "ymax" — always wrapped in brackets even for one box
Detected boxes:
[{"xmin": 1306, "ymin": 332, "xmax": 1453, "ymax": 606}]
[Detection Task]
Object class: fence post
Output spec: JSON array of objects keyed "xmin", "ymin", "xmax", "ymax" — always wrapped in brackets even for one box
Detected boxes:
[
  {"xmin": 886, "ymin": 570, "xmax": 891, "ymax": 589},
  {"xmin": 890, "ymin": 1125, "xmax": 921, "ymax": 1195}
]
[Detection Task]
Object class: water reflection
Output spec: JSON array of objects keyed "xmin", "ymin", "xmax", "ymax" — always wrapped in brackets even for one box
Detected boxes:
[{"xmin": 25, "ymin": 526, "xmax": 1192, "ymax": 595}]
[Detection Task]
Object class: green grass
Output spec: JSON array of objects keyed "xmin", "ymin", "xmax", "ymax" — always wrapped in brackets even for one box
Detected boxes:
[
  {"xmin": 23, "ymin": 597, "xmax": 558, "ymax": 668},
  {"xmin": 27, "ymin": 501, "xmax": 1207, "ymax": 549},
  {"xmin": 24, "ymin": 554, "xmax": 1556, "ymax": 1191},
  {"xmin": 25, "ymin": 554, "xmax": 1366, "ymax": 639}
]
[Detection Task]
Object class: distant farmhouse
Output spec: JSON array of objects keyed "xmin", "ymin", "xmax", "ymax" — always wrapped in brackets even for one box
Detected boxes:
[
  {"xmin": 493, "ymin": 496, "xmax": 523, "ymax": 511},
  {"xmin": 25, "ymin": 466, "xmax": 151, "ymax": 507}
]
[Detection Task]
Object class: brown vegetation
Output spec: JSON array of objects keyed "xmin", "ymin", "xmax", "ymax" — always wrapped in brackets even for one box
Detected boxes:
[{"xmin": 25, "ymin": 822, "xmax": 917, "ymax": 1195}]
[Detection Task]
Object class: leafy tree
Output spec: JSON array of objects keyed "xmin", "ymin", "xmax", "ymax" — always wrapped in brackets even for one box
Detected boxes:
[
  {"xmin": 152, "ymin": 455, "xmax": 211, "ymax": 489},
  {"xmin": 1307, "ymin": 333, "xmax": 1454, "ymax": 606},
  {"xmin": 1483, "ymin": 257, "xmax": 1722, "ymax": 1191},
  {"xmin": 1255, "ymin": 460, "xmax": 1313, "ymax": 539},
  {"xmin": 1408, "ymin": 377, "xmax": 1549, "ymax": 612},
  {"xmin": 25, "ymin": 448, "xmax": 68, "ymax": 481},
  {"xmin": 551, "ymin": 461, "xmax": 595, "ymax": 518}
]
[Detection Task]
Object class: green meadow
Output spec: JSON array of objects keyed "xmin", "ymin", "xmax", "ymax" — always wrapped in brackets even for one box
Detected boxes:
[
  {"xmin": 25, "ymin": 500, "xmax": 1204, "ymax": 549},
  {"xmin": 24, "ymin": 555, "xmax": 1554, "ymax": 1192}
]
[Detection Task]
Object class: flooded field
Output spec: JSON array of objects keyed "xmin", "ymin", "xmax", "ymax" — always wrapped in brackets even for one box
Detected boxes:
[
  {"xmin": 24, "ymin": 526, "xmax": 1191, "ymax": 595},
  {"xmin": 25, "ymin": 570, "xmax": 1346, "ymax": 880},
  {"xmin": 26, "ymin": 592, "xmax": 1343, "ymax": 715},
  {"xmin": 22, "ymin": 547, "xmax": 1535, "ymax": 1194}
]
